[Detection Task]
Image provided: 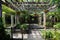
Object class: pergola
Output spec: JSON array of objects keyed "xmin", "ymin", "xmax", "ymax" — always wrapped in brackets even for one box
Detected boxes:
[
  {"xmin": 1, "ymin": 0, "xmax": 57, "ymax": 28},
  {"xmin": 2, "ymin": 0, "xmax": 55, "ymax": 11},
  {"xmin": 0, "ymin": 0, "xmax": 58, "ymax": 39}
]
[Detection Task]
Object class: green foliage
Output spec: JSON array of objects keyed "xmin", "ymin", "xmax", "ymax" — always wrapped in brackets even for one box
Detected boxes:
[
  {"xmin": 20, "ymin": 10, "xmax": 29, "ymax": 17},
  {"xmin": 0, "ymin": 17, "xmax": 10, "ymax": 40},
  {"xmin": 20, "ymin": 10, "xmax": 30, "ymax": 23},
  {"xmin": 2, "ymin": 4, "xmax": 16, "ymax": 14},
  {"xmin": 46, "ymin": 22, "xmax": 53, "ymax": 27},
  {"xmin": 45, "ymin": 31, "xmax": 53, "ymax": 39},
  {"xmin": 20, "ymin": 24, "xmax": 28, "ymax": 30},
  {"xmin": 53, "ymin": 30, "xmax": 60, "ymax": 40},
  {"xmin": 16, "ymin": 24, "xmax": 28, "ymax": 30},
  {"xmin": 47, "ymin": 12, "xmax": 60, "ymax": 28},
  {"xmin": 16, "ymin": 24, "xmax": 21, "ymax": 28},
  {"xmin": 41, "ymin": 30, "xmax": 60, "ymax": 40},
  {"xmin": 47, "ymin": 10, "xmax": 60, "ymax": 18},
  {"xmin": 0, "ymin": 17, "xmax": 4, "ymax": 29},
  {"xmin": 53, "ymin": 23, "xmax": 60, "ymax": 29}
]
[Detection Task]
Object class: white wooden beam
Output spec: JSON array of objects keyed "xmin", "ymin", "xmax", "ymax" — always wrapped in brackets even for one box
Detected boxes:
[
  {"xmin": 38, "ymin": 15, "xmax": 42, "ymax": 26},
  {"xmin": 15, "ymin": 15, "xmax": 17, "ymax": 24},
  {"xmin": 2, "ymin": 14, "xmax": 6, "ymax": 27},
  {"xmin": 17, "ymin": 16, "xmax": 20, "ymax": 24},
  {"xmin": 43, "ymin": 12, "xmax": 46, "ymax": 29},
  {"xmin": 11, "ymin": 15, "xmax": 14, "ymax": 27}
]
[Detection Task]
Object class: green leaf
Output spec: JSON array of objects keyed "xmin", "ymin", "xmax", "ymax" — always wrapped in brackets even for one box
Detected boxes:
[{"xmin": 2, "ymin": 4, "xmax": 16, "ymax": 14}]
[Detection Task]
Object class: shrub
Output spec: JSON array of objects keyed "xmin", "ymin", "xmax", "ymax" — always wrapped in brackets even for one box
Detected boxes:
[
  {"xmin": 45, "ymin": 31, "xmax": 53, "ymax": 39},
  {"xmin": 41, "ymin": 30, "xmax": 60, "ymax": 40},
  {"xmin": 16, "ymin": 24, "xmax": 21, "ymax": 28},
  {"xmin": 46, "ymin": 22, "xmax": 53, "ymax": 27},
  {"xmin": 53, "ymin": 23, "xmax": 60, "ymax": 29},
  {"xmin": 0, "ymin": 17, "xmax": 10, "ymax": 40},
  {"xmin": 20, "ymin": 24, "xmax": 28, "ymax": 30}
]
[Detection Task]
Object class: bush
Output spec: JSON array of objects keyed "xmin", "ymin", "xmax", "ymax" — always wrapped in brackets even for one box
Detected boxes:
[
  {"xmin": 0, "ymin": 17, "xmax": 10, "ymax": 40},
  {"xmin": 45, "ymin": 31, "xmax": 53, "ymax": 39},
  {"xmin": 41, "ymin": 30, "xmax": 60, "ymax": 40},
  {"xmin": 16, "ymin": 24, "xmax": 28, "ymax": 30},
  {"xmin": 20, "ymin": 24, "xmax": 28, "ymax": 30},
  {"xmin": 53, "ymin": 23, "xmax": 60, "ymax": 29},
  {"xmin": 53, "ymin": 31, "xmax": 60, "ymax": 40},
  {"xmin": 46, "ymin": 22, "xmax": 53, "ymax": 27},
  {"xmin": 15, "ymin": 24, "xmax": 21, "ymax": 29}
]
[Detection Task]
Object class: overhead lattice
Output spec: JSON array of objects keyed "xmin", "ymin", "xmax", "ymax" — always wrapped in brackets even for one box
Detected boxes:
[{"xmin": 2, "ymin": 0, "xmax": 56, "ymax": 12}]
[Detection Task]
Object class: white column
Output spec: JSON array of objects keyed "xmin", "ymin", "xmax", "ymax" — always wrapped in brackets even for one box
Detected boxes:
[
  {"xmin": 11, "ymin": 15, "xmax": 14, "ymax": 27},
  {"xmin": 43, "ymin": 12, "xmax": 46, "ymax": 29},
  {"xmin": 17, "ymin": 16, "xmax": 20, "ymax": 24},
  {"xmin": 39, "ymin": 15, "xmax": 42, "ymax": 26},
  {"xmin": 2, "ymin": 14, "xmax": 6, "ymax": 27},
  {"xmin": 15, "ymin": 15, "xmax": 17, "ymax": 24}
]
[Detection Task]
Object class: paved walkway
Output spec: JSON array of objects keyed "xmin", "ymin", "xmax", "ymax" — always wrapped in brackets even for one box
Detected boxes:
[
  {"xmin": 12, "ymin": 24, "xmax": 44, "ymax": 40},
  {"xmin": 13, "ymin": 29, "xmax": 44, "ymax": 40},
  {"xmin": 27, "ymin": 29, "xmax": 44, "ymax": 40},
  {"xmin": 29, "ymin": 24, "xmax": 44, "ymax": 29}
]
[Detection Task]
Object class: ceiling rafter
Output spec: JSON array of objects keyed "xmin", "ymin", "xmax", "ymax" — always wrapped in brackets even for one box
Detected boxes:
[
  {"xmin": 2, "ymin": 0, "xmax": 17, "ymax": 11},
  {"xmin": 2, "ymin": 0, "xmax": 57, "ymax": 12}
]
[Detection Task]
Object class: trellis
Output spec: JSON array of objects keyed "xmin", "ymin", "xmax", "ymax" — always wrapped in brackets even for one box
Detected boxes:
[{"xmin": 2, "ymin": 0, "xmax": 55, "ymax": 11}]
